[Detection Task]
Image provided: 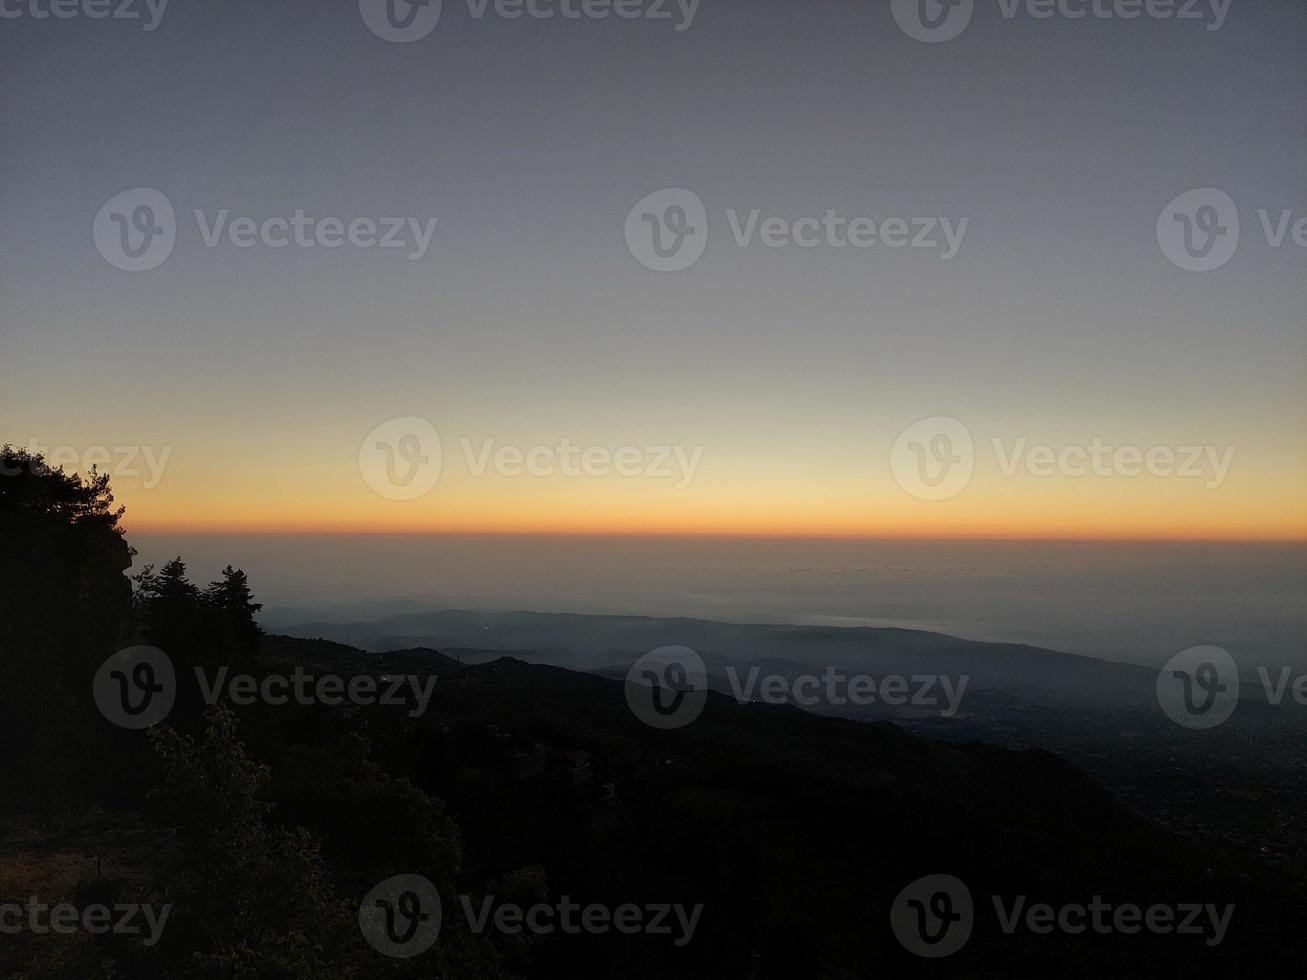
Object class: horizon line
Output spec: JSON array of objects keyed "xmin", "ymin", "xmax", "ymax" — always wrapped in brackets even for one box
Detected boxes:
[{"xmin": 121, "ymin": 525, "xmax": 1307, "ymax": 544}]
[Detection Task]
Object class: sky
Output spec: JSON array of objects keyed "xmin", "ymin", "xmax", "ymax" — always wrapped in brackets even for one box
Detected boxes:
[{"xmin": 2, "ymin": 0, "xmax": 1305, "ymax": 539}]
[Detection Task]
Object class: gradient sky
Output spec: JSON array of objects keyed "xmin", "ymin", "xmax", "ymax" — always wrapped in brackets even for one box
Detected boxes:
[{"xmin": 2, "ymin": 0, "xmax": 1304, "ymax": 538}]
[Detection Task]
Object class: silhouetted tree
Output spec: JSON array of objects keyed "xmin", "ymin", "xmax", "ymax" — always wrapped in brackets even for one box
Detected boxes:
[
  {"xmin": 204, "ymin": 564, "xmax": 263, "ymax": 665},
  {"xmin": 0, "ymin": 446, "xmax": 133, "ymax": 804},
  {"xmin": 133, "ymin": 557, "xmax": 202, "ymax": 655}
]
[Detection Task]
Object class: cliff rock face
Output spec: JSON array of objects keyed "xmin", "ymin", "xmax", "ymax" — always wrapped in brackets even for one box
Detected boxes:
[{"xmin": 72, "ymin": 522, "xmax": 135, "ymax": 656}]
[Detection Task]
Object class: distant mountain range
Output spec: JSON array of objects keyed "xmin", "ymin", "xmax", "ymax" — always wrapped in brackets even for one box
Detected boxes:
[{"xmin": 274, "ymin": 608, "xmax": 1162, "ymax": 706}]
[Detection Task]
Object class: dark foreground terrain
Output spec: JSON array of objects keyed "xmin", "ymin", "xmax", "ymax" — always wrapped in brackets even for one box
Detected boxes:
[{"xmin": 3, "ymin": 448, "xmax": 1304, "ymax": 978}]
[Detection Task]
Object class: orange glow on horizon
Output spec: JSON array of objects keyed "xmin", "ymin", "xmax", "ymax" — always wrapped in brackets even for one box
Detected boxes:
[
  {"xmin": 26, "ymin": 431, "xmax": 1307, "ymax": 543},
  {"xmin": 121, "ymin": 501, "xmax": 1307, "ymax": 543}
]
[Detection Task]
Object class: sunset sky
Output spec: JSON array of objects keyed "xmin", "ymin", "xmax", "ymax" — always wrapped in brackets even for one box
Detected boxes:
[{"xmin": 2, "ymin": 0, "xmax": 1304, "ymax": 540}]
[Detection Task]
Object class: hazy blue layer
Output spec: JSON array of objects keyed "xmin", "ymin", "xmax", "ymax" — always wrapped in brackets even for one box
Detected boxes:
[{"xmin": 132, "ymin": 534, "xmax": 1306, "ymax": 669}]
